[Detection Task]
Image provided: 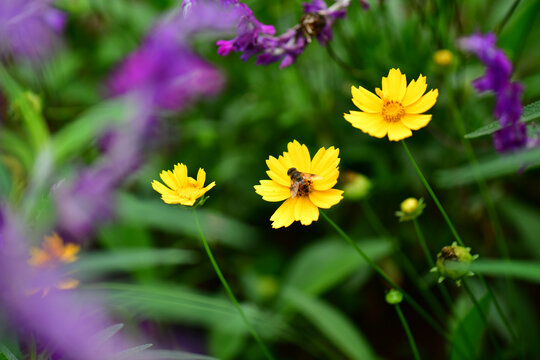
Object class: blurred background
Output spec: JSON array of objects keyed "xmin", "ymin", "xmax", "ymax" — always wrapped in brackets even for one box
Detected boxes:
[{"xmin": 1, "ymin": 0, "xmax": 539, "ymax": 359}]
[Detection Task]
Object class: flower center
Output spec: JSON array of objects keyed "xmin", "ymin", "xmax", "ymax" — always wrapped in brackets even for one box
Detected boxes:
[
  {"xmin": 382, "ymin": 101, "xmax": 405, "ymax": 122},
  {"xmin": 176, "ymin": 185, "xmax": 200, "ymax": 200}
]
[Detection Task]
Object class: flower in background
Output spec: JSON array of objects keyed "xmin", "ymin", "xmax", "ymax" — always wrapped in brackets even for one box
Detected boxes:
[
  {"xmin": 431, "ymin": 242, "xmax": 479, "ymax": 286},
  {"xmin": 433, "ymin": 49, "xmax": 453, "ymax": 66},
  {"xmin": 344, "ymin": 68, "xmax": 439, "ymax": 141},
  {"xmin": 458, "ymin": 33, "xmax": 532, "ymax": 153},
  {"xmin": 28, "ymin": 233, "xmax": 80, "ymax": 296},
  {"xmin": 255, "ymin": 140, "xmax": 343, "ymax": 228},
  {"xmin": 0, "ymin": 0, "xmax": 66, "ymax": 59},
  {"xmin": 208, "ymin": 0, "xmax": 353, "ymax": 68},
  {"xmin": 152, "ymin": 163, "xmax": 216, "ymax": 206},
  {"xmin": 395, "ymin": 197, "xmax": 425, "ymax": 222}
]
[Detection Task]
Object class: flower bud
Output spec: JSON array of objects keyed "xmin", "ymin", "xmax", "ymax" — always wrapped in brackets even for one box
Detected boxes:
[
  {"xmin": 343, "ymin": 171, "xmax": 371, "ymax": 200},
  {"xmin": 395, "ymin": 197, "xmax": 425, "ymax": 222},
  {"xmin": 431, "ymin": 242, "xmax": 479, "ymax": 285},
  {"xmin": 434, "ymin": 49, "xmax": 453, "ymax": 66},
  {"xmin": 385, "ymin": 289, "xmax": 403, "ymax": 305}
]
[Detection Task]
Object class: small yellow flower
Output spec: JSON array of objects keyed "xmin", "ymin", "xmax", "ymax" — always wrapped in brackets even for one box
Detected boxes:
[
  {"xmin": 152, "ymin": 163, "xmax": 216, "ymax": 206},
  {"xmin": 28, "ymin": 233, "xmax": 81, "ymax": 296},
  {"xmin": 254, "ymin": 140, "xmax": 344, "ymax": 228},
  {"xmin": 400, "ymin": 197, "xmax": 419, "ymax": 214},
  {"xmin": 433, "ymin": 49, "xmax": 453, "ymax": 66},
  {"xmin": 344, "ymin": 68, "xmax": 439, "ymax": 141}
]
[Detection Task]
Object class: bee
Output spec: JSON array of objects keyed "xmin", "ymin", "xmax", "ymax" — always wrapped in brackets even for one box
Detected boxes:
[
  {"xmin": 299, "ymin": 12, "xmax": 327, "ymax": 43},
  {"xmin": 440, "ymin": 246, "xmax": 457, "ymax": 261},
  {"xmin": 287, "ymin": 167, "xmax": 322, "ymax": 198}
]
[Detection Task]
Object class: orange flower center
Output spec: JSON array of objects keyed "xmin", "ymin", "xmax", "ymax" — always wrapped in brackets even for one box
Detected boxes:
[{"xmin": 382, "ymin": 101, "xmax": 405, "ymax": 122}]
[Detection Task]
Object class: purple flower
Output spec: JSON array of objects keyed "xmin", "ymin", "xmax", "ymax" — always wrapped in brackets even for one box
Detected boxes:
[
  {"xmin": 213, "ymin": 0, "xmax": 353, "ymax": 68},
  {"xmin": 0, "ymin": 0, "xmax": 66, "ymax": 59},
  {"xmin": 459, "ymin": 33, "xmax": 530, "ymax": 153}
]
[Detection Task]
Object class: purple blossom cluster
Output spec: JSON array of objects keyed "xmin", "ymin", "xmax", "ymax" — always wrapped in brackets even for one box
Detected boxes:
[
  {"xmin": 187, "ymin": 0, "xmax": 360, "ymax": 68},
  {"xmin": 458, "ymin": 33, "xmax": 532, "ymax": 153},
  {"xmin": 0, "ymin": 0, "xmax": 66, "ymax": 59}
]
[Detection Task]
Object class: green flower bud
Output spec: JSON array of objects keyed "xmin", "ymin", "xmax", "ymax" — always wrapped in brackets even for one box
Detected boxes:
[
  {"xmin": 431, "ymin": 242, "xmax": 479, "ymax": 285},
  {"xmin": 395, "ymin": 197, "xmax": 425, "ymax": 222},
  {"xmin": 385, "ymin": 289, "xmax": 403, "ymax": 305},
  {"xmin": 343, "ymin": 171, "xmax": 372, "ymax": 200}
]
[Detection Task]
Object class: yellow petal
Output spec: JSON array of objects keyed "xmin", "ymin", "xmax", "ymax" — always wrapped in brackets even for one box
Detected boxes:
[
  {"xmin": 56, "ymin": 278, "xmax": 80, "ymax": 290},
  {"xmin": 367, "ymin": 120, "xmax": 389, "ymax": 138},
  {"xmin": 287, "ymin": 140, "xmax": 311, "ymax": 172},
  {"xmin": 196, "ymin": 168, "xmax": 207, "ymax": 188},
  {"xmin": 160, "ymin": 170, "xmax": 179, "ymax": 191},
  {"xmin": 311, "ymin": 147, "xmax": 340, "ymax": 176},
  {"xmin": 152, "ymin": 180, "xmax": 176, "ymax": 197},
  {"xmin": 388, "ymin": 122, "xmax": 413, "ymax": 141},
  {"xmin": 266, "ymin": 156, "xmax": 290, "ymax": 187},
  {"xmin": 351, "ymin": 86, "xmax": 383, "ymax": 113},
  {"xmin": 161, "ymin": 195, "xmax": 182, "ymax": 204},
  {"xmin": 294, "ymin": 196, "xmax": 319, "ymax": 225},
  {"xmin": 60, "ymin": 243, "xmax": 80, "ymax": 263},
  {"xmin": 382, "ymin": 68, "xmax": 406, "ymax": 102},
  {"xmin": 405, "ymin": 89, "xmax": 438, "ymax": 114},
  {"xmin": 401, "ymin": 114, "xmax": 432, "ymax": 130},
  {"xmin": 270, "ymin": 198, "xmax": 296, "ymax": 228},
  {"xmin": 402, "ymin": 75, "xmax": 427, "ymax": 107},
  {"xmin": 201, "ymin": 181, "xmax": 216, "ymax": 194},
  {"xmin": 254, "ymin": 180, "xmax": 290, "ymax": 202},
  {"xmin": 309, "ymin": 189, "xmax": 344, "ymax": 209},
  {"xmin": 173, "ymin": 163, "xmax": 189, "ymax": 188},
  {"xmin": 375, "ymin": 88, "xmax": 384, "ymax": 98},
  {"xmin": 344, "ymin": 112, "xmax": 385, "ymax": 133}
]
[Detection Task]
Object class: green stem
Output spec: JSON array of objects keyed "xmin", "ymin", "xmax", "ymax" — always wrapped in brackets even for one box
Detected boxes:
[
  {"xmin": 412, "ymin": 219, "xmax": 435, "ymax": 269},
  {"xmin": 360, "ymin": 198, "xmax": 391, "ymax": 239},
  {"xmin": 395, "ymin": 304, "xmax": 421, "ymax": 360},
  {"xmin": 321, "ymin": 211, "xmax": 470, "ymax": 358},
  {"xmin": 462, "ymin": 280, "xmax": 502, "ymax": 354},
  {"xmin": 193, "ymin": 210, "xmax": 274, "ymax": 360},
  {"xmin": 496, "ymin": 0, "xmax": 522, "ymax": 34},
  {"xmin": 401, "ymin": 140, "xmax": 464, "ymax": 246}
]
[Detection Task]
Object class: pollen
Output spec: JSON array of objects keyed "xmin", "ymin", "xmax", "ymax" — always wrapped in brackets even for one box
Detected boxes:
[{"xmin": 382, "ymin": 101, "xmax": 405, "ymax": 122}]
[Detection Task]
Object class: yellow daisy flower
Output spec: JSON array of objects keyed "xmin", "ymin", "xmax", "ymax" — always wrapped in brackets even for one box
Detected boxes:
[
  {"xmin": 344, "ymin": 68, "xmax": 439, "ymax": 141},
  {"xmin": 152, "ymin": 163, "xmax": 216, "ymax": 206},
  {"xmin": 254, "ymin": 140, "xmax": 344, "ymax": 229},
  {"xmin": 28, "ymin": 233, "xmax": 81, "ymax": 296}
]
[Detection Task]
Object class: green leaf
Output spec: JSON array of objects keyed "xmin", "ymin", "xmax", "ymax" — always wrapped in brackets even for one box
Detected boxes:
[
  {"xmin": 498, "ymin": 0, "xmax": 540, "ymax": 59},
  {"xmin": 283, "ymin": 238, "xmax": 392, "ymax": 296},
  {"xmin": 116, "ymin": 193, "xmax": 260, "ymax": 249},
  {"xmin": 464, "ymin": 100, "xmax": 540, "ymax": 139},
  {"xmin": 0, "ymin": 130, "xmax": 34, "ymax": 171},
  {"xmin": 51, "ymin": 99, "xmax": 131, "ymax": 164},
  {"xmin": 283, "ymin": 288, "xmax": 377, "ymax": 360},
  {"xmin": 208, "ymin": 328, "xmax": 246, "ymax": 360},
  {"xmin": 0, "ymin": 346, "xmax": 18, "ymax": 360},
  {"xmin": 467, "ymin": 260, "xmax": 540, "ymax": 283},
  {"xmin": 450, "ymin": 294, "xmax": 491, "ymax": 360},
  {"xmin": 498, "ymin": 198, "xmax": 540, "ymax": 258},
  {"xmin": 436, "ymin": 147, "xmax": 540, "ymax": 187},
  {"xmin": 70, "ymin": 249, "xmax": 196, "ymax": 278},
  {"xmin": 92, "ymin": 283, "xmax": 285, "ymax": 338}
]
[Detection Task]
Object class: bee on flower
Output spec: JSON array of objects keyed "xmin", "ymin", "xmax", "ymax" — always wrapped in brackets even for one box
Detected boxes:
[
  {"xmin": 344, "ymin": 68, "xmax": 439, "ymax": 141},
  {"xmin": 28, "ymin": 233, "xmax": 80, "ymax": 296},
  {"xmin": 254, "ymin": 140, "xmax": 344, "ymax": 228}
]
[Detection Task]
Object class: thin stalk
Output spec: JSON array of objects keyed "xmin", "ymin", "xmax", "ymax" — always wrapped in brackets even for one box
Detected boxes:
[
  {"xmin": 395, "ymin": 304, "xmax": 422, "ymax": 360},
  {"xmin": 321, "ymin": 211, "xmax": 470, "ymax": 359},
  {"xmin": 462, "ymin": 280, "xmax": 502, "ymax": 354},
  {"xmin": 193, "ymin": 210, "xmax": 274, "ymax": 360},
  {"xmin": 496, "ymin": 0, "xmax": 522, "ymax": 34},
  {"xmin": 401, "ymin": 140, "xmax": 464, "ymax": 246}
]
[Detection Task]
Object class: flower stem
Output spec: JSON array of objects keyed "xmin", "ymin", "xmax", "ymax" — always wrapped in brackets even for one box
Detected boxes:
[
  {"xmin": 401, "ymin": 140, "xmax": 464, "ymax": 247},
  {"xmin": 321, "ymin": 211, "xmax": 470, "ymax": 358},
  {"xmin": 192, "ymin": 210, "xmax": 274, "ymax": 360},
  {"xmin": 496, "ymin": 0, "xmax": 522, "ymax": 34},
  {"xmin": 395, "ymin": 304, "xmax": 421, "ymax": 360}
]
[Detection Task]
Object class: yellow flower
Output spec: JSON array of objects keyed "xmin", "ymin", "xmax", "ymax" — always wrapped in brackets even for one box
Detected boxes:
[
  {"xmin": 433, "ymin": 49, "xmax": 453, "ymax": 66},
  {"xmin": 28, "ymin": 233, "xmax": 81, "ymax": 296},
  {"xmin": 152, "ymin": 163, "xmax": 215, "ymax": 206},
  {"xmin": 254, "ymin": 140, "xmax": 344, "ymax": 228},
  {"xmin": 344, "ymin": 68, "xmax": 439, "ymax": 141}
]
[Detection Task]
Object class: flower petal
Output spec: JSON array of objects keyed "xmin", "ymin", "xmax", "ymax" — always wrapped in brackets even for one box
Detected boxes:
[
  {"xmin": 402, "ymin": 75, "xmax": 427, "ymax": 107},
  {"xmin": 368, "ymin": 120, "xmax": 389, "ymax": 138},
  {"xmin": 405, "ymin": 89, "xmax": 439, "ymax": 114},
  {"xmin": 311, "ymin": 146, "xmax": 340, "ymax": 176},
  {"xmin": 266, "ymin": 156, "xmax": 290, "ymax": 187},
  {"xmin": 152, "ymin": 180, "xmax": 176, "ymax": 196},
  {"xmin": 344, "ymin": 112, "xmax": 385, "ymax": 134},
  {"xmin": 351, "ymin": 86, "xmax": 383, "ymax": 113},
  {"xmin": 173, "ymin": 163, "xmax": 189, "ymax": 188},
  {"xmin": 254, "ymin": 180, "xmax": 291, "ymax": 202},
  {"xmin": 196, "ymin": 168, "xmax": 207, "ymax": 188},
  {"xmin": 401, "ymin": 114, "xmax": 432, "ymax": 130},
  {"xmin": 309, "ymin": 189, "xmax": 344, "ymax": 209},
  {"xmin": 287, "ymin": 140, "xmax": 311, "ymax": 172},
  {"xmin": 294, "ymin": 196, "xmax": 319, "ymax": 225},
  {"xmin": 270, "ymin": 198, "xmax": 296, "ymax": 228},
  {"xmin": 382, "ymin": 68, "xmax": 406, "ymax": 102},
  {"xmin": 388, "ymin": 122, "xmax": 413, "ymax": 141}
]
